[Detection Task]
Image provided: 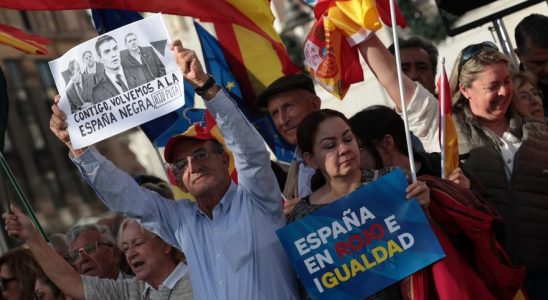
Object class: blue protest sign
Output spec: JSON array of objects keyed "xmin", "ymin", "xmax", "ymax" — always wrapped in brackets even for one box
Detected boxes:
[{"xmin": 277, "ymin": 169, "xmax": 445, "ymax": 299}]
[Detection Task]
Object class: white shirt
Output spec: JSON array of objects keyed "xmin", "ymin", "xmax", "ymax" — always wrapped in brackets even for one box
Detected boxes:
[
  {"xmin": 142, "ymin": 262, "xmax": 188, "ymax": 295},
  {"xmin": 498, "ymin": 131, "xmax": 522, "ymax": 179},
  {"xmin": 397, "ymin": 82, "xmax": 441, "ymax": 153},
  {"xmin": 86, "ymin": 63, "xmax": 97, "ymax": 75},
  {"xmin": 105, "ymin": 68, "xmax": 129, "ymax": 93},
  {"xmin": 294, "ymin": 150, "xmax": 314, "ymax": 198},
  {"xmin": 130, "ymin": 50, "xmax": 143, "ymax": 64}
]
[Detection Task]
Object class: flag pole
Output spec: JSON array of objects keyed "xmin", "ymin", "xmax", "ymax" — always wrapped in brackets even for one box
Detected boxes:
[
  {"xmin": 388, "ymin": 0, "xmax": 417, "ymax": 183},
  {"xmin": 0, "ymin": 152, "xmax": 48, "ymax": 240},
  {"xmin": 440, "ymin": 58, "xmax": 447, "ymax": 179}
]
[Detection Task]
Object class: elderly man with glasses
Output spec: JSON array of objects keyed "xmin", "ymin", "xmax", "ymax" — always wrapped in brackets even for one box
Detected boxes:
[
  {"xmin": 65, "ymin": 223, "xmax": 130, "ymax": 280},
  {"xmin": 45, "ymin": 40, "xmax": 299, "ymax": 300}
]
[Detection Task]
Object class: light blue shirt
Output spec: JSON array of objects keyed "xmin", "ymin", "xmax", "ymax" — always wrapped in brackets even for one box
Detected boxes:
[
  {"xmin": 294, "ymin": 149, "xmax": 314, "ymax": 198},
  {"xmin": 73, "ymin": 89, "xmax": 299, "ymax": 300}
]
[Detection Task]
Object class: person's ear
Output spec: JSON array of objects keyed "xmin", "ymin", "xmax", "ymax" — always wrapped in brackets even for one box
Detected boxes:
[
  {"xmin": 303, "ymin": 152, "xmax": 318, "ymax": 170},
  {"xmin": 514, "ymin": 48, "xmax": 521, "ymax": 60},
  {"xmin": 311, "ymin": 95, "xmax": 321, "ymax": 110},
  {"xmin": 460, "ymin": 83, "xmax": 471, "ymax": 100},
  {"xmin": 385, "ymin": 135, "xmax": 395, "ymax": 151},
  {"xmin": 377, "ymin": 135, "xmax": 394, "ymax": 153}
]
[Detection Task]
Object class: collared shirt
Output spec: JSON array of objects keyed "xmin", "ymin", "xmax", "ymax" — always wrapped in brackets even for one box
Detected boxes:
[
  {"xmin": 105, "ymin": 68, "xmax": 129, "ymax": 93},
  {"xmin": 73, "ymin": 89, "xmax": 298, "ymax": 300},
  {"xmin": 294, "ymin": 149, "xmax": 314, "ymax": 198},
  {"xmin": 82, "ymin": 267, "xmax": 193, "ymax": 300},
  {"xmin": 86, "ymin": 63, "xmax": 97, "ymax": 75},
  {"xmin": 143, "ymin": 262, "xmax": 188, "ymax": 296},
  {"xmin": 498, "ymin": 131, "xmax": 522, "ymax": 179},
  {"xmin": 130, "ymin": 50, "xmax": 143, "ymax": 64},
  {"xmin": 73, "ymin": 81, "xmax": 84, "ymax": 100}
]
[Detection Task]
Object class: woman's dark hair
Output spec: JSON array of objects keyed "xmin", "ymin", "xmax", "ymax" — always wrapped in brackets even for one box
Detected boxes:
[
  {"xmin": 0, "ymin": 248, "xmax": 42, "ymax": 300},
  {"xmin": 349, "ymin": 105, "xmax": 409, "ymax": 168},
  {"xmin": 297, "ymin": 109, "xmax": 352, "ymax": 192},
  {"xmin": 297, "ymin": 109, "xmax": 350, "ymax": 155},
  {"xmin": 35, "ymin": 274, "xmax": 63, "ymax": 299}
]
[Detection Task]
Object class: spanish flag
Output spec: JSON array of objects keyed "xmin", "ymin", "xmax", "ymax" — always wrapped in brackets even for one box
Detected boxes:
[
  {"xmin": 0, "ymin": 0, "xmax": 297, "ymax": 74},
  {"xmin": 0, "ymin": 23, "xmax": 51, "ymax": 55},
  {"xmin": 304, "ymin": 0, "xmax": 406, "ymax": 99},
  {"xmin": 437, "ymin": 60, "xmax": 459, "ymax": 178}
]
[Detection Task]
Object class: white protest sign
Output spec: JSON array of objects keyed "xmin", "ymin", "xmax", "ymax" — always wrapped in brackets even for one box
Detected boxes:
[{"xmin": 48, "ymin": 14, "xmax": 184, "ymax": 149}]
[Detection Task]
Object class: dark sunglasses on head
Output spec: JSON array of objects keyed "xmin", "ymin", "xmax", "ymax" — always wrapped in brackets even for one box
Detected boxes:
[
  {"xmin": 458, "ymin": 41, "xmax": 499, "ymax": 73},
  {"xmin": 0, "ymin": 277, "xmax": 17, "ymax": 291}
]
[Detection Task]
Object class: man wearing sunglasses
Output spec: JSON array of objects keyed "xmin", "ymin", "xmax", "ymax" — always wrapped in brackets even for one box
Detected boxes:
[
  {"xmin": 65, "ymin": 224, "xmax": 128, "ymax": 280},
  {"xmin": 46, "ymin": 40, "xmax": 299, "ymax": 300}
]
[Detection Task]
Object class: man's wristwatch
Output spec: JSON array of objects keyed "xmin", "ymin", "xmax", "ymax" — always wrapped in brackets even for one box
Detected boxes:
[{"xmin": 194, "ymin": 74, "xmax": 216, "ymax": 96}]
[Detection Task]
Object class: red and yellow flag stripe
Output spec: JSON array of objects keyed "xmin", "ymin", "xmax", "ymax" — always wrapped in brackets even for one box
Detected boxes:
[{"xmin": 0, "ymin": 23, "xmax": 51, "ymax": 55}]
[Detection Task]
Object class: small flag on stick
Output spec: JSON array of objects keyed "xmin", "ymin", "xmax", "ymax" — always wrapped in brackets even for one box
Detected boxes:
[{"xmin": 438, "ymin": 58, "xmax": 459, "ymax": 179}]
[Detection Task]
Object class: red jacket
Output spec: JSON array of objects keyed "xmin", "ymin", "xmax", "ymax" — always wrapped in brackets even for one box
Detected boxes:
[{"xmin": 401, "ymin": 176, "xmax": 526, "ymax": 300}]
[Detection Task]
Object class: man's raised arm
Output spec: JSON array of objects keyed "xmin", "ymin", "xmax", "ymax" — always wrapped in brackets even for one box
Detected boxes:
[
  {"xmin": 357, "ymin": 34, "xmax": 441, "ymax": 153},
  {"xmin": 171, "ymin": 40, "xmax": 281, "ymax": 214},
  {"xmin": 49, "ymin": 76, "xmax": 184, "ymax": 248}
]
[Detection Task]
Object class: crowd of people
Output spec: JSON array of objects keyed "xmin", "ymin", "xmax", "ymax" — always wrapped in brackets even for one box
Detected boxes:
[{"xmin": 1, "ymin": 12, "xmax": 547, "ymax": 300}]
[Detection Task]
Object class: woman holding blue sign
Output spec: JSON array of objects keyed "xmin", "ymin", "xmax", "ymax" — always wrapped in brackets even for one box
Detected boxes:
[{"xmin": 287, "ymin": 109, "xmax": 431, "ymax": 299}]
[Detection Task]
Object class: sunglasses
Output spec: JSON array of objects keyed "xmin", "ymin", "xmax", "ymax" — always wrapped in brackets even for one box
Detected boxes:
[
  {"xmin": 0, "ymin": 277, "xmax": 17, "ymax": 291},
  {"xmin": 65, "ymin": 241, "xmax": 114, "ymax": 265},
  {"xmin": 458, "ymin": 41, "xmax": 499, "ymax": 73}
]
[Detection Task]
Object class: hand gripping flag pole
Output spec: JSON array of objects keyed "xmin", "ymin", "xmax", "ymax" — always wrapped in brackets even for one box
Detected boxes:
[
  {"xmin": 0, "ymin": 152, "xmax": 48, "ymax": 240},
  {"xmin": 0, "ymin": 66, "xmax": 47, "ymax": 241}
]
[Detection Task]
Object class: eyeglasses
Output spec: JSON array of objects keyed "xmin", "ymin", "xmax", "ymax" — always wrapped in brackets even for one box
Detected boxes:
[
  {"xmin": 65, "ymin": 241, "xmax": 114, "ymax": 264},
  {"xmin": 173, "ymin": 147, "xmax": 217, "ymax": 173},
  {"xmin": 518, "ymin": 89, "xmax": 543, "ymax": 104},
  {"xmin": 0, "ymin": 277, "xmax": 17, "ymax": 291},
  {"xmin": 458, "ymin": 41, "xmax": 499, "ymax": 73}
]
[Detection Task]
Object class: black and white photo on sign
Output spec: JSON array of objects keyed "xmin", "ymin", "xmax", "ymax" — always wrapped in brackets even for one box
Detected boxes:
[{"xmin": 48, "ymin": 14, "xmax": 185, "ymax": 149}]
